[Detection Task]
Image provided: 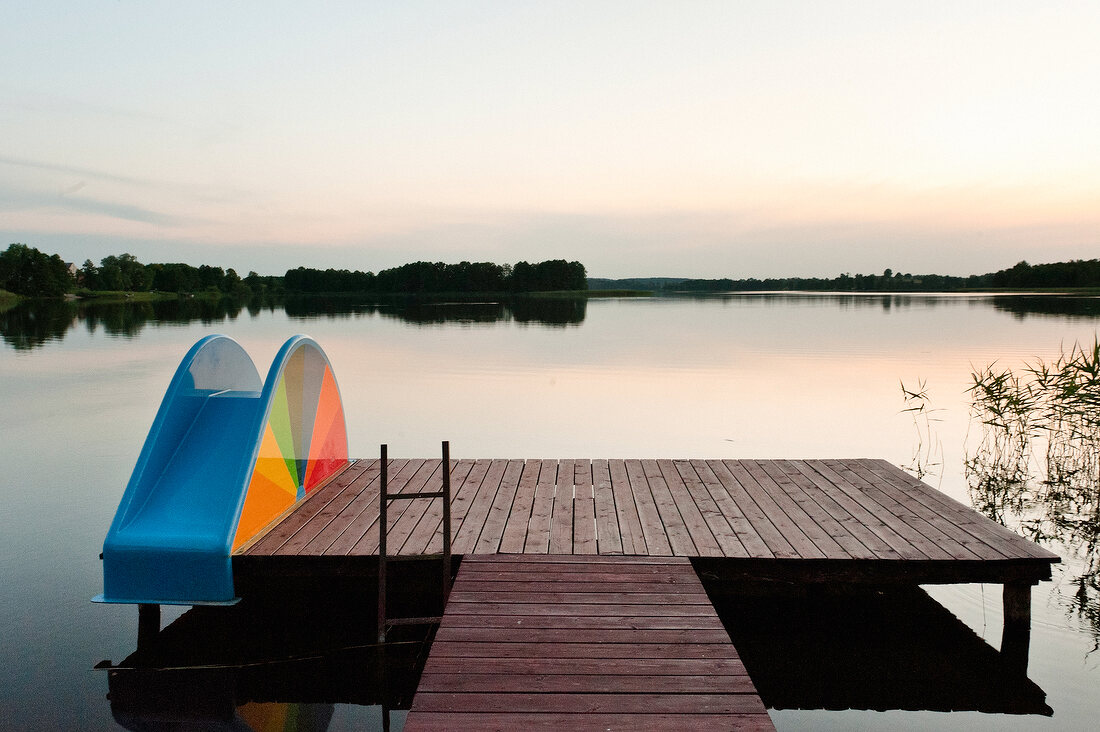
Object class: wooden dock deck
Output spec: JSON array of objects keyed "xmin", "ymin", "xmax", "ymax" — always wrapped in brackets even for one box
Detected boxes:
[
  {"xmin": 403, "ymin": 554, "xmax": 774, "ymax": 731},
  {"xmin": 240, "ymin": 458, "xmax": 1057, "ymax": 584}
]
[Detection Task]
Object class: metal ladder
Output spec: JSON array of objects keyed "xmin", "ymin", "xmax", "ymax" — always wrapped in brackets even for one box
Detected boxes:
[{"xmin": 376, "ymin": 441, "xmax": 453, "ymax": 643}]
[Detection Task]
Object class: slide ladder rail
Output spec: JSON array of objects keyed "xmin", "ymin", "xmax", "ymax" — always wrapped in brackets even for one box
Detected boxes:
[{"xmin": 96, "ymin": 335, "xmax": 349, "ymax": 605}]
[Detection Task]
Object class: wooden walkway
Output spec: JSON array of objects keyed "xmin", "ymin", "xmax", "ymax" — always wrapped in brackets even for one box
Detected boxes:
[
  {"xmin": 240, "ymin": 458, "xmax": 1058, "ymax": 587},
  {"xmin": 402, "ymin": 554, "xmax": 774, "ymax": 731}
]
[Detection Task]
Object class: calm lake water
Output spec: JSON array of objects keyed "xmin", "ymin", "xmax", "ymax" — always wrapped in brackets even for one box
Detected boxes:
[{"xmin": 2, "ymin": 292, "xmax": 1099, "ymax": 729}]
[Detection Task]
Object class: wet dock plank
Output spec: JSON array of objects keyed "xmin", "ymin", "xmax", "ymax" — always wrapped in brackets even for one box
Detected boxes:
[{"xmin": 403, "ymin": 555, "xmax": 774, "ymax": 731}]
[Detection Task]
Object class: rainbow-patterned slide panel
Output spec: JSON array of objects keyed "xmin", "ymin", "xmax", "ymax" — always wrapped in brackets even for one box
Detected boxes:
[{"xmin": 96, "ymin": 335, "xmax": 348, "ymax": 605}]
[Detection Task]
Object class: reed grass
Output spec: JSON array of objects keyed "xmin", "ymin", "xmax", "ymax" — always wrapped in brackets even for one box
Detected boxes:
[
  {"xmin": 965, "ymin": 340, "xmax": 1100, "ymax": 642},
  {"xmin": 900, "ymin": 378, "xmax": 943, "ymax": 482}
]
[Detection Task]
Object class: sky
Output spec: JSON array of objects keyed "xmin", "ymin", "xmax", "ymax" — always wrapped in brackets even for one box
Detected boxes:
[{"xmin": 1, "ymin": 1, "xmax": 1098, "ymax": 278}]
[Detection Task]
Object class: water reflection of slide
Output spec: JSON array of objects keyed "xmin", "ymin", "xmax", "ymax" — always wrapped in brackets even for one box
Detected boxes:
[{"xmin": 95, "ymin": 335, "xmax": 348, "ymax": 605}]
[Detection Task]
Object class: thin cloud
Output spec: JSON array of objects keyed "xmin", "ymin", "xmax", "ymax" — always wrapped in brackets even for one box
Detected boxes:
[
  {"xmin": 0, "ymin": 184, "xmax": 183, "ymax": 227},
  {"xmin": 0, "ymin": 155, "xmax": 251, "ymax": 206}
]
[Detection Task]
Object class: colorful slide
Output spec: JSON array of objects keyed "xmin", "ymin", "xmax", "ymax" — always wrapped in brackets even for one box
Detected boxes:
[{"xmin": 95, "ymin": 335, "xmax": 348, "ymax": 605}]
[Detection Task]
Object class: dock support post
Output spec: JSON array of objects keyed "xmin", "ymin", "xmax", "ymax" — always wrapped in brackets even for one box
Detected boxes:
[
  {"xmin": 137, "ymin": 603, "xmax": 160, "ymax": 651},
  {"xmin": 377, "ymin": 444, "xmax": 388, "ymax": 644},
  {"xmin": 1001, "ymin": 582, "xmax": 1032, "ymax": 673},
  {"xmin": 442, "ymin": 440, "xmax": 452, "ymax": 604}
]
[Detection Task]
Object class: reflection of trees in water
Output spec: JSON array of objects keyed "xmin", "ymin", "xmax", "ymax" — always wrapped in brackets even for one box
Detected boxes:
[
  {"xmin": 991, "ymin": 295, "xmax": 1100, "ymax": 321},
  {"xmin": 0, "ymin": 295, "xmax": 272, "ymax": 350},
  {"xmin": 0, "ymin": 299, "xmax": 75, "ymax": 350},
  {"xmin": 1, "ymin": 294, "xmax": 586, "ymax": 350},
  {"xmin": 283, "ymin": 295, "xmax": 586, "ymax": 327},
  {"xmin": 966, "ymin": 341, "xmax": 1100, "ymax": 650}
]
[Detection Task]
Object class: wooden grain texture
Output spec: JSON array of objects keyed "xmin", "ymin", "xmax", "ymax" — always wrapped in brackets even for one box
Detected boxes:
[
  {"xmin": 525, "ymin": 459, "xmax": 558, "ymax": 554},
  {"xmin": 241, "ymin": 458, "xmax": 1058, "ymax": 590},
  {"xmin": 404, "ymin": 712, "xmax": 776, "ymax": 732},
  {"xmin": 592, "ymin": 459, "xmax": 623, "ymax": 554},
  {"xmin": 400, "ymin": 460, "xmax": 476, "ymax": 556},
  {"xmin": 497, "ymin": 459, "xmax": 542, "ymax": 554},
  {"xmin": 473, "ymin": 459, "xmax": 525, "ymax": 554},
  {"xmin": 573, "ymin": 460, "xmax": 598, "ymax": 555},
  {"xmin": 609, "ymin": 458, "xmax": 646, "ymax": 555},
  {"xmin": 549, "ymin": 458, "xmax": 576, "ymax": 554},
  {"xmin": 404, "ymin": 554, "xmax": 773, "ymax": 731}
]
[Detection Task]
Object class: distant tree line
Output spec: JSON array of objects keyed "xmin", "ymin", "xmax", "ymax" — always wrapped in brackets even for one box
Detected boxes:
[
  {"xmin": 657, "ymin": 259, "xmax": 1100, "ymax": 293},
  {"xmin": 284, "ymin": 259, "xmax": 588, "ymax": 294},
  {"xmin": 0, "ymin": 243, "xmax": 74, "ymax": 297},
  {"xmin": 8, "ymin": 239, "xmax": 1099, "ymax": 300},
  {"xmin": 75, "ymin": 254, "xmax": 274, "ymax": 298}
]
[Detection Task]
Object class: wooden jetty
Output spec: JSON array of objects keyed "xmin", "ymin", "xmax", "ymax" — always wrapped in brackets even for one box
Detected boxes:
[
  {"xmin": 404, "ymin": 555, "xmax": 773, "ymax": 731},
  {"xmin": 238, "ymin": 457, "xmax": 1057, "ymax": 599},
  {"xmin": 232, "ymin": 456, "xmax": 1058, "ymax": 728}
]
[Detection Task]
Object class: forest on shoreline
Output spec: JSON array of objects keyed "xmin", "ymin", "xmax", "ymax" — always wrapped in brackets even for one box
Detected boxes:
[
  {"xmin": 0, "ymin": 243, "xmax": 586, "ymax": 300},
  {"xmin": 591, "ymin": 259, "xmax": 1100, "ymax": 293},
  {"xmin": 2, "ymin": 241, "xmax": 1099, "ymax": 302}
]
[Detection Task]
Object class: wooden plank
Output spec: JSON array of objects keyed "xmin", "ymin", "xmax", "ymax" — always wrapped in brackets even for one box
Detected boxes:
[
  {"xmin": 841, "ymin": 459, "xmax": 992, "ymax": 560},
  {"xmin": 786, "ymin": 460, "xmax": 930, "ymax": 561},
  {"xmin": 741, "ymin": 459, "xmax": 851, "ymax": 559},
  {"xmin": 524, "ymin": 459, "xmax": 558, "ymax": 553},
  {"xmin": 300, "ymin": 458, "xmax": 407, "ymax": 555},
  {"xmin": 444, "ymin": 602, "xmax": 719, "ymax": 617},
  {"xmin": 410, "ymin": 692, "xmax": 765, "ymax": 714},
  {"xmin": 706, "ymin": 460, "xmax": 800, "ymax": 558},
  {"xmin": 473, "ymin": 459, "xmax": 525, "ymax": 554},
  {"xmin": 548, "ymin": 459, "xmax": 575, "ymax": 554},
  {"xmin": 670, "ymin": 460, "xmax": 750, "ymax": 558},
  {"xmin": 725, "ymin": 460, "xmax": 830, "ymax": 559},
  {"xmin": 404, "ymin": 712, "xmax": 775, "ymax": 732},
  {"xmin": 608, "ymin": 458, "xmax": 646, "ymax": 555},
  {"xmin": 461, "ymin": 554, "xmax": 688, "ymax": 565},
  {"xmin": 456, "ymin": 569, "xmax": 702, "ymax": 583},
  {"xmin": 417, "ymin": 673, "xmax": 758, "ymax": 694},
  {"xmin": 434, "ymin": 627, "xmax": 732, "ymax": 644},
  {"xmin": 811, "ymin": 460, "xmax": 961, "ymax": 561},
  {"xmin": 688, "ymin": 460, "xmax": 773, "ymax": 558},
  {"xmin": 398, "ymin": 459, "xmax": 476, "ymax": 555},
  {"xmin": 382, "ymin": 460, "xmax": 443, "ymax": 554},
  {"xmin": 572, "ymin": 460, "xmax": 597, "ymax": 554},
  {"xmin": 863, "ymin": 459, "xmax": 1058, "ymax": 560},
  {"xmin": 427, "ymin": 641, "xmax": 739, "ymax": 659},
  {"xmin": 243, "ymin": 459, "xmax": 370, "ymax": 555},
  {"xmin": 420, "ymin": 657, "xmax": 749, "ymax": 676},
  {"xmin": 452, "ymin": 459, "xmax": 511, "ymax": 553},
  {"xmin": 347, "ymin": 458, "xmax": 436, "ymax": 555},
  {"xmin": 447, "ymin": 591, "xmax": 711, "ymax": 605},
  {"xmin": 775, "ymin": 459, "xmax": 906, "ymax": 560},
  {"xmin": 591, "ymin": 459, "xmax": 624, "ymax": 554},
  {"xmin": 452, "ymin": 581, "xmax": 709, "ymax": 595},
  {"xmin": 438, "ymin": 614, "xmax": 727, "ymax": 630},
  {"xmin": 406, "ymin": 553, "xmax": 767, "ymax": 731},
  {"xmin": 625, "ymin": 459, "xmax": 674, "ymax": 555},
  {"xmin": 421, "ymin": 459, "xmax": 492, "ymax": 554},
  {"xmin": 641, "ymin": 459, "xmax": 697, "ymax": 555},
  {"xmin": 497, "ymin": 459, "xmax": 542, "ymax": 554},
  {"xmin": 658, "ymin": 459, "xmax": 724, "ymax": 556}
]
